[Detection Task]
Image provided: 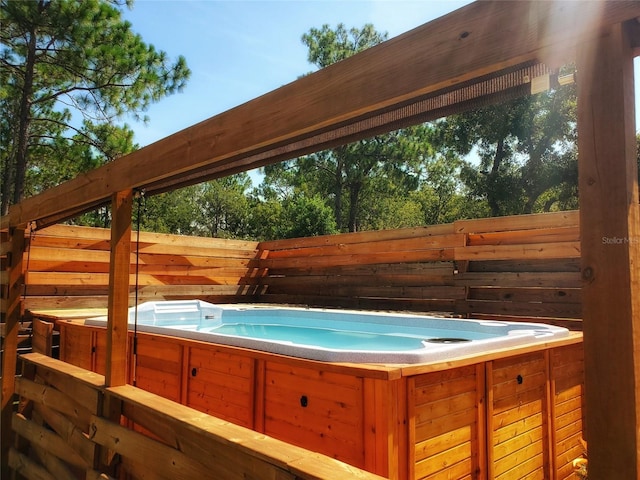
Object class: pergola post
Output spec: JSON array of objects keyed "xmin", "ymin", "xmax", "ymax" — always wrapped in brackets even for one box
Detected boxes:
[
  {"xmin": 577, "ymin": 21, "xmax": 640, "ymax": 478},
  {"xmin": 0, "ymin": 226, "xmax": 25, "ymax": 477},
  {"xmin": 105, "ymin": 190, "xmax": 133, "ymax": 387}
]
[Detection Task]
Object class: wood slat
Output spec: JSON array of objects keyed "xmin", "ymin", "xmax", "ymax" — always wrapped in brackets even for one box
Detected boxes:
[
  {"xmin": 454, "ymin": 241, "xmax": 580, "ymax": 261},
  {"xmin": 14, "ymin": 377, "xmax": 94, "ymax": 429},
  {"xmin": 462, "ymin": 299, "xmax": 581, "ymax": 319},
  {"xmin": 455, "ymin": 211, "xmax": 579, "ymax": 234},
  {"xmin": 12, "ymin": 413, "xmax": 88, "ymax": 468},
  {"xmin": 26, "ymin": 271, "xmax": 258, "ymax": 287},
  {"xmin": 36, "ymin": 224, "xmax": 257, "ymax": 250},
  {"xmin": 267, "ymin": 283, "xmax": 466, "ymax": 300},
  {"xmin": 32, "ymin": 318, "xmax": 53, "ymax": 356},
  {"xmin": 90, "ymin": 414, "xmax": 238, "ymax": 480},
  {"xmin": 466, "ymin": 258, "xmax": 581, "ymax": 273},
  {"xmin": 266, "ymin": 262, "xmax": 455, "ymax": 276},
  {"xmin": 19, "ymin": 353, "xmax": 105, "ymax": 400},
  {"xmin": 8, "ymin": 448, "xmax": 57, "ymax": 480},
  {"xmin": 456, "ymin": 272, "xmax": 581, "ymax": 288},
  {"xmin": 466, "ymin": 226, "xmax": 580, "ymax": 246},
  {"xmin": 33, "ymin": 402, "xmax": 99, "ymax": 468},
  {"xmin": 261, "ymin": 224, "xmax": 456, "ymax": 251},
  {"xmin": 467, "ymin": 287, "xmax": 581, "ymax": 303},
  {"xmin": 261, "ymin": 248, "xmax": 455, "ymax": 269},
  {"xmin": 106, "ymin": 384, "xmax": 383, "ymax": 480},
  {"xmin": 266, "ymin": 234, "xmax": 464, "ymax": 259},
  {"xmin": 29, "ymin": 441, "xmax": 80, "ymax": 480}
]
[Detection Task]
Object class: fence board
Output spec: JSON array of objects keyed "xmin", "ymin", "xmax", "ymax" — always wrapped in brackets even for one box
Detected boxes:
[
  {"xmin": 12, "ymin": 413, "xmax": 88, "ymax": 468},
  {"xmin": 455, "ymin": 241, "xmax": 580, "ymax": 261},
  {"xmin": 467, "ymin": 226, "xmax": 579, "ymax": 246},
  {"xmin": 8, "ymin": 449, "xmax": 58, "ymax": 480},
  {"xmin": 260, "ymin": 224, "xmax": 456, "ymax": 251},
  {"xmin": 454, "ymin": 211, "xmax": 579, "ymax": 234}
]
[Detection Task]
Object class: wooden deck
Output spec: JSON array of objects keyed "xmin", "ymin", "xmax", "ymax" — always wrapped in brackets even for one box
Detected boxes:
[{"xmin": 10, "ymin": 352, "xmax": 384, "ymax": 480}]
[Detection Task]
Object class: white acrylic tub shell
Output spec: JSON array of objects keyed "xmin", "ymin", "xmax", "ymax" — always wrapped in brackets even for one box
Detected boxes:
[{"xmin": 86, "ymin": 300, "xmax": 570, "ymax": 364}]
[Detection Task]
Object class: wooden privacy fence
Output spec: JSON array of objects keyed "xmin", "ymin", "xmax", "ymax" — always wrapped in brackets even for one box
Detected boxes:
[
  {"xmin": 15, "ymin": 224, "xmax": 266, "ymax": 311},
  {"xmin": 260, "ymin": 210, "xmax": 581, "ymax": 328},
  {"xmin": 3, "ymin": 210, "xmax": 581, "ymax": 328},
  {"xmin": 9, "ymin": 352, "xmax": 383, "ymax": 480}
]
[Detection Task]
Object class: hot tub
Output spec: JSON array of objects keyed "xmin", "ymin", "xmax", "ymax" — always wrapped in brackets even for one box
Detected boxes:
[
  {"xmin": 45, "ymin": 301, "xmax": 583, "ymax": 479},
  {"xmin": 86, "ymin": 300, "xmax": 569, "ymax": 364}
]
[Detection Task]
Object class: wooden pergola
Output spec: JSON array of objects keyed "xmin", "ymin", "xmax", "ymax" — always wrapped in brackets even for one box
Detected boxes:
[{"xmin": 2, "ymin": 1, "xmax": 639, "ymax": 478}]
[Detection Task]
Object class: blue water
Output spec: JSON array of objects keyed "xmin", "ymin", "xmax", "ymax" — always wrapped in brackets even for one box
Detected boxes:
[{"xmin": 207, "ymin": 323, "xmax": 475, "ymax": 351}]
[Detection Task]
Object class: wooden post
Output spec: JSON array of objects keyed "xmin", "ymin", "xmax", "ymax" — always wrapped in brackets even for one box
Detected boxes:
[
  {"xmin": 577, "ymin": 21, "xmax": 640, "ymax": 478},
  {"xmin": 105, "ymin": 190, "xmax": 133, "ymax": 387},
  {"xmin": 0, "ymin": 227, "xmax": 25, "ymax": 477}
]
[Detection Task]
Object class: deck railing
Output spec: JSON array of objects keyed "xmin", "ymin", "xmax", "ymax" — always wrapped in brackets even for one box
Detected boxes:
[{"xmin": 9, "ymin": 352, "xmax": 384, "ymax": 480}]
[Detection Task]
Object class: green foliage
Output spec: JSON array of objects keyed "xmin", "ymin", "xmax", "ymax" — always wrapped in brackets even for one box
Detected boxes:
[
  {"xmin": 295, "ymin": 24, "xmax": 400, "ymax": 232},
  {"xmin": 275, "ymin": 24, "xmax": 490, "ymax": 233},
  {"xmin": 248, "ymin": 177, "xmax": 337, "ymax": 240},
  {"xmin": 301, "ymin": 23, "xmax": 387, "ymax": 69},
  {"xmin": 139, "ymin": 186, "xmax": 199, "ymax": 235},
  {"xmin": 0, "ymin": 0, "xmax": 190, "ymax": 213},
  {"xmin": 282, "ymin": 195, "xmax": 337, "ymax": 238},
  {"xmin": 195, "ymin": 175, "xmax": 252, "ymax": 238},
  {"xmin": 5, "ymin": 8, "xmax": 590, "ymax": 241},
  {"xmin": 437, "ymin": 80, "xmax": 578, "ymax": 216},
  {"xmin": 135, "ymin": 175, "xmax": 253, "ymax": 238},
  {"xmin": 247, "ymin": 198, "xmax": 285, "ymax": 240}
]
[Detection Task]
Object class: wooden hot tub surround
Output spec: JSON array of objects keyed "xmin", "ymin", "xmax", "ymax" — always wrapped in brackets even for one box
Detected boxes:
[{"xmin": 34, "ymin": 310, "xmax": 585, "ymax": 480}]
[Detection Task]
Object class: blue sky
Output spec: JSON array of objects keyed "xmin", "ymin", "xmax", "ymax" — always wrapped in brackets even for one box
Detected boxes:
[{"xmin": 121, "ymin": 0, "xmax": 640, "ymax": 152}]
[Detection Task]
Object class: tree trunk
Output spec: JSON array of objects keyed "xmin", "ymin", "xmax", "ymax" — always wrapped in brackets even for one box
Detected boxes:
[
  {"xmin": 348, "ymin": 181, "xmax": 361, "ymax": 233},
  {"xmin": 487, "ymin": 137, "xmax": 506, "ymax": 216},
  {"xmin": 333, "ymin": 149, "xmax": 344, "ymax": 231},
  {"xmin": 12, "ymin": 24, "xmax": 38, "ymax": 208},
  {"xmin": 1, "ymin": 150, "xmax": 14, "ymax": 215}
]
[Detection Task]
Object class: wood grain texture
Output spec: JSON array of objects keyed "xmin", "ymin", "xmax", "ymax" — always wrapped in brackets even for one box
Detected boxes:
[
  {"xmin": 0, "ymin": 228, "xmax": 25, "ymax": 478},
  {"xmin": 577, "ymin": 19, "xmax": 640, "ymax": 480},
  {"xmin": 105, "ymin": 191, "xmax": 132, "ymax": 387}
]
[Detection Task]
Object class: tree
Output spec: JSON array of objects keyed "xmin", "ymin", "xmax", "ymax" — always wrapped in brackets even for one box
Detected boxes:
[
  {"xmin": 280, "ymin": 194, "xmax": 337, "ymax": 239},
  {"xmin": 196, "ymin": 174, "xmax": 252, "ymax": 239},
  {"xmin": 296, "ymin": 24, "xmax": 397, "ymax": 232},
  {"xmin": 0, "ymin": 0, "xmax": 190, "ymax": 214},
  {"xmin": 261, "ymin": 24, "xmax": 446, "ymax": 233},
  {"xmin": 248, "ymin": 175, "xmax": 337, "ymax": 240},
  {"xmin": 302, "ymin": 23, "xmax": 387, "ymax": 69},
  {"xmin": 138, "ymin": 186, "xmax": 200, "ymax": 235},
  {"xmin": 437, "ymin": 77, "xmax": 578, "ymax": 216}
]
